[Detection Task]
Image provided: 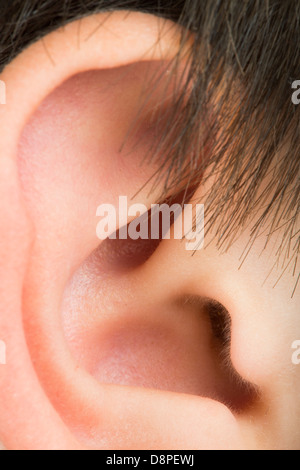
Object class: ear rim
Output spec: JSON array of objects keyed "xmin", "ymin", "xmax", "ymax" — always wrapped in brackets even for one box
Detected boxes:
[
  {"xmin": 0, "ymin": 11, "xmax": 186, "ymax": 450},
  {"xmin": 0, "ymin": 11, "xmax": 184, "ymax": 167}
]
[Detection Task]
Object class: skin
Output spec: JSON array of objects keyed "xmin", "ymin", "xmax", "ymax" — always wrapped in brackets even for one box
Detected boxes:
[{"xmin": 0, "ymin": 11, "xmax": 299, "ymax": 450}]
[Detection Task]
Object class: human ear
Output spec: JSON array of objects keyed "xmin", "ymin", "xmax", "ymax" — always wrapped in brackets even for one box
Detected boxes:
[
  {"xmin": 0, "ymin": 10, "xmax": 297, "ymax": 451},
  {"xmin": 0, "ymin": 11, "xmax": 190, "ymax": 450}
]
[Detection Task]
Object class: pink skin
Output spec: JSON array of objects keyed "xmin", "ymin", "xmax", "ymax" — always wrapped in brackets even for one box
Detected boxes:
[{"xmin": 0, "ymin": 12, "xmax": 299, "ymax": 450}]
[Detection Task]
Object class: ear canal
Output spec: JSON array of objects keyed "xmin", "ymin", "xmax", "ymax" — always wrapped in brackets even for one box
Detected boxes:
[{"xmin": 62, "ymin": 233, "xmax": 259, "ymax": 412}]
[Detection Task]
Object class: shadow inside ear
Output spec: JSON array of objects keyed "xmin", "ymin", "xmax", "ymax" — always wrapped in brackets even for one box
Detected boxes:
[
  {"xmin": 202, "ymin": 297, "xmax": 259, "ymax": 412},
  {"xmin": 95, "ymin": 186, "xmax": 198, "ymax": 271}
]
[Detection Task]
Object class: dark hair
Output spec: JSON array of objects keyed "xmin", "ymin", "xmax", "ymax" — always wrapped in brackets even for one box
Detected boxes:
[{"xmin": 0, "ymin": 0, "xmax": 299, "ymax": 293}]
